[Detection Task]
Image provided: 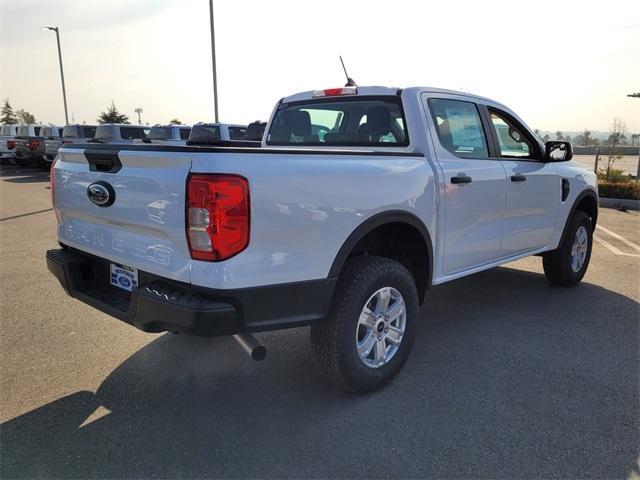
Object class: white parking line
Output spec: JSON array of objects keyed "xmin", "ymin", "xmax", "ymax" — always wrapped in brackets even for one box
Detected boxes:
[
  {"xmin": 596, "ymin": 225, "xmax": 640, "ymax": 253},
  {"xmin": 594, "ymin": 234, "xmax": 640, "ymax": 258}
]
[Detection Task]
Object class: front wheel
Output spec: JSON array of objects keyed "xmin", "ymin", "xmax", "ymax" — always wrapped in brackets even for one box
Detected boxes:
[
  {"xmin": 311, "ymin": 255, "xmax": 418, "ymax": 393},
  {"xmin": 543, "ymin": 210, "xmax": 593, "ymax": 286}
]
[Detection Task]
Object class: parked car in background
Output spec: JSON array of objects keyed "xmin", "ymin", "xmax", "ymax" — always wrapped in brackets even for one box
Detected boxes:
[
  {"xmin": 45, "ymin": 125, "xmax": 98, "ymax": 162},
  {"xmin": 89, "ymin": 124, "xmax": 150, "ymax": 144},
  {"xmin": 245, "ymin": 121, "xmax": 267, "ymax": 141},
  {"xmin": 187, "ymin": 123, "xmax": 249, "ymax": 144},
  {"xmin": 47, "ymin": 85, "xmax": 598, "ymax": 392},
  {"xmin": 0, "ymin": 124, "xmax": 20, "ymax": 164},
  {"xmin": 15, "ymin": 125, "xmax": 62, "ymax": 168},
  {"xmin": 139, "ymin": 124, "xmax": 191, "ymax": 146}
]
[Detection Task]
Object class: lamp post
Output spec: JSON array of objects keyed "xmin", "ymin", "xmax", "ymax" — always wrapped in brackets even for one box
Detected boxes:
[
  {"xmin": 42, "ymin": 26, "xmax": 69, "ymax": 125},
  {"xmin": 628, "ymin": 93, "xmax": 640, "ymax": 179},
  {"xmin": 209, "ymin": 0, "xmax": 219, "ymax": 123},
  {"xmin": 134, "ymin": 107, "xmax": 143, "ymax": 125}
]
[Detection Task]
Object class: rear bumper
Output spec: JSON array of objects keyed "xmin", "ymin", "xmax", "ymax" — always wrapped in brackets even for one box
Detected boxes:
[{"xmin": 46, "ymin": 247, "xmax": 336, "ymax": 337}]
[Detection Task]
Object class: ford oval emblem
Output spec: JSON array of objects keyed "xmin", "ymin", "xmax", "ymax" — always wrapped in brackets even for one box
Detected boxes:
[{"xmin": 87, "ymin": 181, "xmax": 115, "ymax": 207}]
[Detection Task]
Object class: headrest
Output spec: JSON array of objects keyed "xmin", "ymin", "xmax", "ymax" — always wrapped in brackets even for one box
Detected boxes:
[
  {"xmin": 366, "ymin": 106, "xmax": 391, "ymax": 135},
  {"xmin": 283, "ymin": 110, "xmax": 311, "ymax": 136}
]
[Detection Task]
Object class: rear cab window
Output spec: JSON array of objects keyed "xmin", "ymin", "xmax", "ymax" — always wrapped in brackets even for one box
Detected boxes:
[
  {"xmin": 189, "ymin": 124, "xmax": 221, "ymax": 142},
  {"xmin": 267, "ymin": 96, "xmax": 409, "ymax": 146},
  {"xmin": 62, "ymin": 126, "xmax": 79, "ymax": 138},
  {"xmin": 148, "ymin": 127, "xmax": 172, "ymax": 140},
  {"xmin": 95, "ymin": 125, "xmax": 114, "ymax": 140},
  {"xmin": 228, "ymin": 126, "xmax": 247, "ymax": 140},
  {"xmin": 179, "ymin": 128, "xmax": 191, "ymax": 140},
  {"xmin": 120, "ymin": 127, "xmax": 148, "ymax": 140}
]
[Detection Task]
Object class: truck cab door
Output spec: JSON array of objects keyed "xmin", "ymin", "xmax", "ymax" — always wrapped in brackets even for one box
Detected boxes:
[
  {"xmin": 423, "ymin": 96, "xmax": 507, "ymax": 274},
  {"xmin": 483, "ymin": 107, "xmax": 559, "ymax": 258}
]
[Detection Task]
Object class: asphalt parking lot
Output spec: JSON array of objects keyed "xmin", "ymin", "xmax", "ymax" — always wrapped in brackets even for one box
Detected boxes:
[{"xmin": 0, "ymin": 165, "xmax": 638, "ymax": 479}]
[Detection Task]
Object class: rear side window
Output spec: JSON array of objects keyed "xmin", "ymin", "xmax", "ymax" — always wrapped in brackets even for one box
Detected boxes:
[
  {"xmin": 428, "ymin": 98, "xmax": 488, "ymax": 158},
  {"xmin": 34, "ymin": 127, "xmax": 42, "ymax": 136},
  {"xmin": 179, "ymin": 128, "xmax": 191, "ymax": 140},
  {"xmin": 228, "ymin": 127, "xmax": 247, "ymax": 140},
  {"xmin": 120, "ymin": 127, "xmax": 147, "ymax": 140},
  {"xmin": 267, "ymin": 96, "xmax": 409, "ymax": 146}
]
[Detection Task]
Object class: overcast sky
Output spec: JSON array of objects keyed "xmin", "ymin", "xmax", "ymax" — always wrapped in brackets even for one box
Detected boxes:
[{"xmin": 1, "ymin": 0, "xmax": 639, "ymax": 132}]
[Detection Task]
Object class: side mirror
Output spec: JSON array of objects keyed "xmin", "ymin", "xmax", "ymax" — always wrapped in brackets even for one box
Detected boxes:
[{"xmin": 545, "ymin": 141, "xmax": 573, "ymax": 162}]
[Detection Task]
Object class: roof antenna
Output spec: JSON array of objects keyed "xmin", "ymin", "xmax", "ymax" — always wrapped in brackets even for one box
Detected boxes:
[{"xmin": 339, "ymin": 56, "xmax": 357, "ymax": 87}]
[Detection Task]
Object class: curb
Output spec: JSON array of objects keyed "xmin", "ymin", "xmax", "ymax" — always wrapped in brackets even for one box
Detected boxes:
[{"xmin": 599, "ymin": 197, "xmax": 640, "ymax": 211}]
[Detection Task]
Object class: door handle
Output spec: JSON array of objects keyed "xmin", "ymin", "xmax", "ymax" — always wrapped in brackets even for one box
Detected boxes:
[
  {"xmin": 511, "ymin": 174, "xmax": 527, "ymax": 182},
  {"xmin": 451, "ymin": 175, "xmax": 472, "ymax": 184}
]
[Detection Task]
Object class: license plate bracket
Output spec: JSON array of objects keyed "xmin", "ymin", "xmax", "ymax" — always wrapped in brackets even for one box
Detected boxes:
[{"xmin": 110, "ymin": 263, "xmax": 138, "ymax": 292}]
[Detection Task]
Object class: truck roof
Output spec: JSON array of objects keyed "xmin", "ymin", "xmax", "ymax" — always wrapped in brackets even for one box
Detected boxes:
[{"xmin": 281, "ymin": 85, "xmax": 507, "ymax": 109}]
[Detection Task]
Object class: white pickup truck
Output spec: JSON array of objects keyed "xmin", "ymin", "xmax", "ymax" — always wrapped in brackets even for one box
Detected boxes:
[{"xmin": 47, "ymin": 86, "xmax": 598, "ymax": 392}]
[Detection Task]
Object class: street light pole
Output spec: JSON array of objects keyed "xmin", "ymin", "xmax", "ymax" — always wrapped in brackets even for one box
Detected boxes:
[
  {"xmin": 43, "ymin": 27, "xmax": 69, "ymax": 125},
  {"xmin": 628, "ymin": 93, "xmax": 640, "ymax": 179},
  {"xmin": 208, "ymin": 0, "xmax": 219, "ymax": 123}
]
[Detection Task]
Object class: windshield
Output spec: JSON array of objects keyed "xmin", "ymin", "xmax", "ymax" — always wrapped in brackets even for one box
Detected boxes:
[
  {"xmin": 148, "ymin": 127, "xmax": 172, "ymax": 140},
  {"xmin": 267, "ymin": 96, "xmax": 409, "ymax": 146},
  {"xmin": 95, "ymin": 125, "xmax": 114, "ymax": 140}
]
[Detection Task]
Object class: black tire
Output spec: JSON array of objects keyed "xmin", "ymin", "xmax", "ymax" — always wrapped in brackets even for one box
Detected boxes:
[
  {"xmin": 543, "ymin": 210, "xmax": 593, "ymax": 286},
  {"xmin": 310, "ymin": 255, "xmax": 419, "ymax": 393}
]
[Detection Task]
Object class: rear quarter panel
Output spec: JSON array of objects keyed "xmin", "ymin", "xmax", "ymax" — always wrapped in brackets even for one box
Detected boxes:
[{"xmin": 189, "ymin": 152, "xmax": 436, "ymax": 289}]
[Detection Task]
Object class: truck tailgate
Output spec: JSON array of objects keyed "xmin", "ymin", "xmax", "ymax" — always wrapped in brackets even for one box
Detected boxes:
[{"xmin": 53, "ymin": 147, "xmax": 193, "ymax": 283}]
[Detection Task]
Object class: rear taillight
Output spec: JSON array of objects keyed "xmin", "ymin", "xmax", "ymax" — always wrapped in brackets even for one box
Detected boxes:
[
  {"xmin": 27, "ymin": 139, "xmax": 40, "ymax": 151},
  {"xmin": 186, "ymin": 174, "xmax": 250, "ymax": 261},
  {"xmin": 50, "ymin": 157, "xmax": 60, "ymax": 223},
  {"xmin": 6, "ymin": 140, "xmax": 15, "ymax": 150}
]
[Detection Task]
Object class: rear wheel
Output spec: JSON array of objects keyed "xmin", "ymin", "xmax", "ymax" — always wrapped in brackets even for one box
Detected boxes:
[
  {"xmin": 543, "ymin": 210, "xmax": 593, "ymax": 286},
  {"xmin": 311, "ymin": 255, "xmax": 418, "ymax": 393}
]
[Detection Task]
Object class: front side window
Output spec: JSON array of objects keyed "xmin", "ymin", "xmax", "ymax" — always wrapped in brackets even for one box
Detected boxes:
[
  {"xmin": 267, "ymin": 96, "xmax": 408, "ymax": 146},
  {"xmin": 428, "ymin": 98, "xmax": 488, "ymax": 158},
  {"xmin": 489, "ymin": 110, "xmax": 534, "ymax": 158}
]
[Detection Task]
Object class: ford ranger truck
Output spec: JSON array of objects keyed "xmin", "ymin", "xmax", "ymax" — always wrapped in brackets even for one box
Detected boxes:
[{"xmin": 46, "ymin": 86, "xmax": 598, "ymax": 393}]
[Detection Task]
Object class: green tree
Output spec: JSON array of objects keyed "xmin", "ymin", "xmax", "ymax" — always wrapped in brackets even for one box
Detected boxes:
[
  {"xmin": 16, "ymin": 109, "xmax": 36, "ymax": 124},
  {"xmin": 631, "ymin": 133, "xmax": 640, "ymax": 147},
  {"xmin": 603, "ymin": 118, "xmax": 626, "ymax": 178},
  {"xmin": 169, "ymin": 118, "xmax": 183, "ymax": 125},
  {"xmin": 97, "ymin": 101, "xmax": 130, "ymax": 124},
  {"xmin": 555, "ymin": 130, "xmax": 564, "ymax": 141},
  {"xmin": 1, "ymin": 99, "xmax": 18, "ymax": 124}
]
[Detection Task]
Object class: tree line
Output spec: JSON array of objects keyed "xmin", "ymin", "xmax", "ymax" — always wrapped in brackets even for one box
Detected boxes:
[{"xmin": 1, "ymin": 99, "xmax": 183, "ymax": 126}]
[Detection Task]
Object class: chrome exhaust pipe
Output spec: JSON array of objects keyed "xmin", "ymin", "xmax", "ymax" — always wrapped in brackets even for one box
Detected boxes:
[{"xmin": 233, "ymin": 333, "xmax": 267, "ymax": 361}]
